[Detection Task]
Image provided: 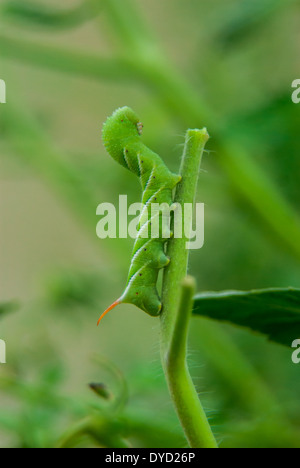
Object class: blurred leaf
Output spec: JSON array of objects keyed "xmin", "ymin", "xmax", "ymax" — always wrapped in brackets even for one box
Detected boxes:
[
  {"xmin": 0, "ymin": 301, "xmax": 18, "ymax": 318},
  {"xmin": 39, "ymin": 364, "xmax": 65, "ymax": 387},
  {"xmin": 0, "ymin": 35, "xmax": 133, "ymax": 82},
  {"xmin": 46, "ymin": 270, "xmax": 102, "ymax": 310},
  {"xmin": 193, "ymin": 288, "xmax": 300, "ymax": 346},
  {"xmin": 1, "ymin": 1, "xmax": 98, "ymax": 30},
  {"xmin": 216, "ymin": 0, "xmax": 296, "ymax": 48},
  {"xmin": 229, "ymin": 92, "xmax": 300, "ymax": 204},
  {"xmin": 221, "ymin": 418, "xmax": 300, "ymax": 448}
]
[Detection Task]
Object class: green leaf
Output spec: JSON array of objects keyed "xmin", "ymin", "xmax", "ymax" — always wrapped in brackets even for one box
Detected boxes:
[{"xmin": 192, "ymin": 288, "xmax": 300, "ymax": 347}]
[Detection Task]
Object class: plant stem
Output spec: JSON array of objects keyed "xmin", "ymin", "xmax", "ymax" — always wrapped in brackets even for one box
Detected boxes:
[
  {"xmin": 161, "ymin": 129, "xmax": 208, "ymax": 344},
  {"xmin": 160, "ymin": 129, "xmax": 217, "ymax": 448}
]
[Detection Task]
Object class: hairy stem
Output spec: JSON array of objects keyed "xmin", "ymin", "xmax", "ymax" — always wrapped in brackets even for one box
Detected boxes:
[{"xmin": 161, "ymin": 130, "xmax": 217, "ymax": 448}]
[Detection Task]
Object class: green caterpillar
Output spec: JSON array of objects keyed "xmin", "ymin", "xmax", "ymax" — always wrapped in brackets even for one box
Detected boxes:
[{"xmin": 98, "ymin": 107, "xmax": 181, "ymax": 325}]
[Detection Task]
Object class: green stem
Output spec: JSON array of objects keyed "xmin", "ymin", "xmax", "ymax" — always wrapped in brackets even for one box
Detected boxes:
[
  {"xmin": 161, "ymin": 130, "xmax": 217, "ymax": 448},
  {"xmin": 161, "ymin": 129, "xmax": 208, "ymax": 344}
]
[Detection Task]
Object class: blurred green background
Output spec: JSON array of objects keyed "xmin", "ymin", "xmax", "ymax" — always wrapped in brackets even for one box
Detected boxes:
[{"xmin": 0, "ymin": 0, "xmax": 299, "ymax": 448}]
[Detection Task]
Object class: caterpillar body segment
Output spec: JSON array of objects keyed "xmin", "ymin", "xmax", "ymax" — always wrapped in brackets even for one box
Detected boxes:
[{"xmin": 98, "ymin": 107, "xmax": 181, "ymax": 324}]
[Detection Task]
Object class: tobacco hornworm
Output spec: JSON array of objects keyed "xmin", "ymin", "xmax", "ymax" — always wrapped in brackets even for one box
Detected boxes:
[{"xmin": 98, "ymin": 107, "xmax": 181, "ymax": 324}]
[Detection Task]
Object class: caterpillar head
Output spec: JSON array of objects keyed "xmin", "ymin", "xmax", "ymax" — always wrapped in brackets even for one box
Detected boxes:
[{"xmin": 102, "ymin": 107, "xmax": 143, "ymax": 170}]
